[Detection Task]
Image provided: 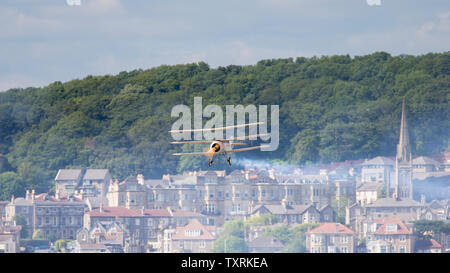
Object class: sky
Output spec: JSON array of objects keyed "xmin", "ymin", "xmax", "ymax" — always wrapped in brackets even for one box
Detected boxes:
[{"xmin": 0, "ymin": 0, "xmax": 449, "ymax": 91}]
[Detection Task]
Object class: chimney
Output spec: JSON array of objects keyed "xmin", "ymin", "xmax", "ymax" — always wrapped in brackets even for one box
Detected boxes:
[
  {"xmin": 420, "ymin": 194, "xmax": 426, "ymax": 205},
  {"xmin": 100, "ymin": 203, "xmax": 104, "ymax": 213},
  {"xmin": 31, "ymin": 190, "xmax": 35, "ymax": 201},
  {"xmin": 141, "ymin": 206, "xmax": 145, "ymax": 216},
  {"xmin": 55, "ymin": 189, "xmax": 60, "ymax": 199},
  {"xmin": 137, "ymin": 174, "xmax": 144, "ymax": 185},
  {"xmin": 26, "ymin": 190, "xmax": 30, "ymax": 200},
  {"xmin": 11, "ymin": 194, "xmax": 14, "ymax": 204}
]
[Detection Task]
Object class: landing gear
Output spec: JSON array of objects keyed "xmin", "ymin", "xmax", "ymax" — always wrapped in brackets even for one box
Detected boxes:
[
  {"xmin": 208, "ymin": 160, "xmax": 213, "ymax": 167},
  {"xmin": 227, "ymin": 157, "xmax": 232, "ymax": 166}
]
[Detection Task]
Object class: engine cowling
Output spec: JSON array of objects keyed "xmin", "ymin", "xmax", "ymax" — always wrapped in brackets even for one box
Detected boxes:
[{"xmin": 210, "ymin": 141, "xmax": 222, "ymax": 153}]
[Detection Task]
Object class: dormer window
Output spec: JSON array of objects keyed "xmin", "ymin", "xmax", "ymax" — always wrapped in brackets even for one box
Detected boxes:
[
  {"xmin": 386, "ymin": 224, "xmax": 398, "ymax": 232},
  {"xmin": 185, "ymin": 229, "xmax": 201, "ymax": 236}
]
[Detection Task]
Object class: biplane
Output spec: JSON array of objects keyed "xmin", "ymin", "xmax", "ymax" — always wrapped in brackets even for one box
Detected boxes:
[{"xmin": 169, "ymin": 122, "xmax": 268, "ymax": 166}]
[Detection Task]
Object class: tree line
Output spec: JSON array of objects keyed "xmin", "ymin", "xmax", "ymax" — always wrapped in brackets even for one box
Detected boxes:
[{"xmin": 0, "ymin": 51, "xmax": 449, "ymax": 200}]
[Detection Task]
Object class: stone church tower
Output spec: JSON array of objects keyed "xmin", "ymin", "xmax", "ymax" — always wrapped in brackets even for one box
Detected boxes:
[{"xmin": 394, "ymin": 98, "xmax": 413, "ymax": 200}]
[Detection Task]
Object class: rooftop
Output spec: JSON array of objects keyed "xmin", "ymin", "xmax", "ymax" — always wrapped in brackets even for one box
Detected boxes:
[
  {"xmin": 361, "ymin": 156, "xmax": 395, "ymax": 166},
  {"xmin": 248, "ymin": 236, "xmax": 284, "ymax": 248},
  {"xmin": 307, "ymin": 222, "xmax": 355, "ymax": 234},
  {"xmin": 171, "ymin": 219, "xmax": 216, "ymax": 240},
  {"xmin": 374, "ymin": 218, "xmax": 412, "ymax": 235},
  {"xmin": 83, "ymin": 169, "xmax": 110, "ymax": 181},
  {"xmin": 55, "ymin": 169, "xmax": 83, "ymax": 181},
  {"xmin": 412, "ymin": 156, "xmax": 441, "ymax": 166},
  {"xmin": 365, "ymin": 198, "xmax": 423, "ymax": 208},
  {"xmin": 252, "ymin": 204, "xmax": 314, "ymax": 215}
]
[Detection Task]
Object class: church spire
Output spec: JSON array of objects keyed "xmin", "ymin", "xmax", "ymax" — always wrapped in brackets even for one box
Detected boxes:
[
  {"xmin": 394, "ymin": 97, "xmax": 413, "ymax": 200},
  {"xmin": 396, "ymin": 97, "xmax": 411, "ymax": 163}
]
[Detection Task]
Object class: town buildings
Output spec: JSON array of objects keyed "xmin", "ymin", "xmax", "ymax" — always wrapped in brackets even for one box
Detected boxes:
[
  {"xmin": 366, "ymin": 218, "xmax": 415, "ymax": 253},
  {"xmin": 5, "ymin": 191, "xmax": 86, "ymax": 240},
  {"xmin": 306, "ymin": 222, "xmax": 357, "ymax": 253},
  {"xmin": 162, "ymin": 219, "xmax": 217, "ymax": 253},
  {"xmin": 0, "ymin": 222, "xmax": 21, "ymax": 253}
]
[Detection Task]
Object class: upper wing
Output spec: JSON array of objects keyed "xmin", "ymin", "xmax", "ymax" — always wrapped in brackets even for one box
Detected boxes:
[
  {"xmin": 226, "ymin": 145, "xmax": 270, "ymax": 153},
  {"xmin": 170, "ymin": 140, "xmax": 211, "ymax": 144},
  {"xmin": 172, "ymin": 151, "xmax": 214, "ymax": 156},
  {"xmin": 220, "ymin": 133, "xmax": 268, "ymax": 142},
  {"xmin": 169, "ymin": 122, "xmax": 264, "ymax": 133}
]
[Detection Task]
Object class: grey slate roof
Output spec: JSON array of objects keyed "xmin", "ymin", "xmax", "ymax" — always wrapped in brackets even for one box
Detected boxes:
[
  {"xmin": 361, "ymin": 156, "xmax": 395, "ymax": 166},
  {"xmin": 357, "ymin": 182, "xmax": 384, "ymax": 192},
  {"xmin": 248, "ymin": 236, "xmax": 284, "ymax": 248},
  {"xmin": 365, "ymin": 198, "xmax": 423, "ymax": 208},
  {"xmin": 55, "ymin": 169, "xmax": 82, "ymax": 181},
  {"xmin": 83, "ymin": 169, "xmax": 110, "ymax": 181},
  {"xmin": 412, "ymin": 156, "xmax": 440, "ymax": 166},
  {"xmin": 253, "ymin": 204, "xmax": 313, "ymax": 215}
]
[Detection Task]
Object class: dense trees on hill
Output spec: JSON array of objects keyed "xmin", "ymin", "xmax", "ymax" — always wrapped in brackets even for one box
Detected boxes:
[{"xmin": 0, "ymin": 52, "xmax": 448, "ymax": 199}]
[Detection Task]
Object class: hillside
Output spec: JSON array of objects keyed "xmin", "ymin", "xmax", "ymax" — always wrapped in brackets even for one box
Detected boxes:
[{"xmin": 0, "ymin": 52, "xmax": 449, "ymax": 199}]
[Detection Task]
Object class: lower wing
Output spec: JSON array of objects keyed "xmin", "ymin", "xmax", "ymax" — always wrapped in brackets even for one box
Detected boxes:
[
  {"xmin": 227, "ymin": 145, "xmax": 270, "ymax": 153},
  {"xmin": 173, "ymin": 151, "xmax": 214, "ymax": 156}
]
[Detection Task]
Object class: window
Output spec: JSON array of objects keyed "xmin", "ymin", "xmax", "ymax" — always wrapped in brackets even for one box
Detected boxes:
[
  {"xmin": 45, "ymin": 217, "xmax": 50, "ymax": 225},
  {"xmin": 386, "ymin": 224, "xmax": 398, "ymax": 232},
  {"xmin": 200, "ymin": 241, "xmax": 206, "ymax": 248},
  {"xmin": 399, "ymin": 246, "xmax": 405, "ymax": 253},
  {"xmin": 261, "ymin": 190, "xmax": 266, "ymax": 198},
  {"xmin": 290, "ymin": 215, "xmax": 296, "ymax": 222}
]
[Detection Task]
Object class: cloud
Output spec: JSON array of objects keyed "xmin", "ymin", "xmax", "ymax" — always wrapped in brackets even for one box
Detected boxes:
[
  {"xmin": 417, "ymin": 11, "xmax": 450, "ymax": 36},
  {"xmin": 347, "ymin": 11, "xmax": 450, "ymax": 55},
  {"xmin": 0, "ymin": 1, "xmax": 448, "ymax": 91}
]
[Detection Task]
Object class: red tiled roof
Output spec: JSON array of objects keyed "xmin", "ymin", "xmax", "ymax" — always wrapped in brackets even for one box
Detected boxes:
[
  {"xmin": 88, "ymin": 207, "xmax": 142, "ymax": 217},
  {"xmin": 172, "ymin": 219, "xmax": 216, "ymax": 240},
  {"xmin": 88, "ymin": 207, "xmax": 171, "ymax": 217},
  {"xmin": 143, "ymin": 209, "xmax": 171, "ymax": 217},
  {"xmin": 415, "ymin": 238, "xmax": 444, "ymax": 250},
  {"xmin": 429, "ymin": 239, "xmax": 444, "ymax": 249},
  {"xmin": 307, "ymin": 223, "xmax": 355, "ymax": 234},
  {"xmin": 79, "ymin": 243, "xmax": 107, "ymax": 249},
  {"xmin": 374, "ymin": 218, "xmax": 412, "ymax": 235}
]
